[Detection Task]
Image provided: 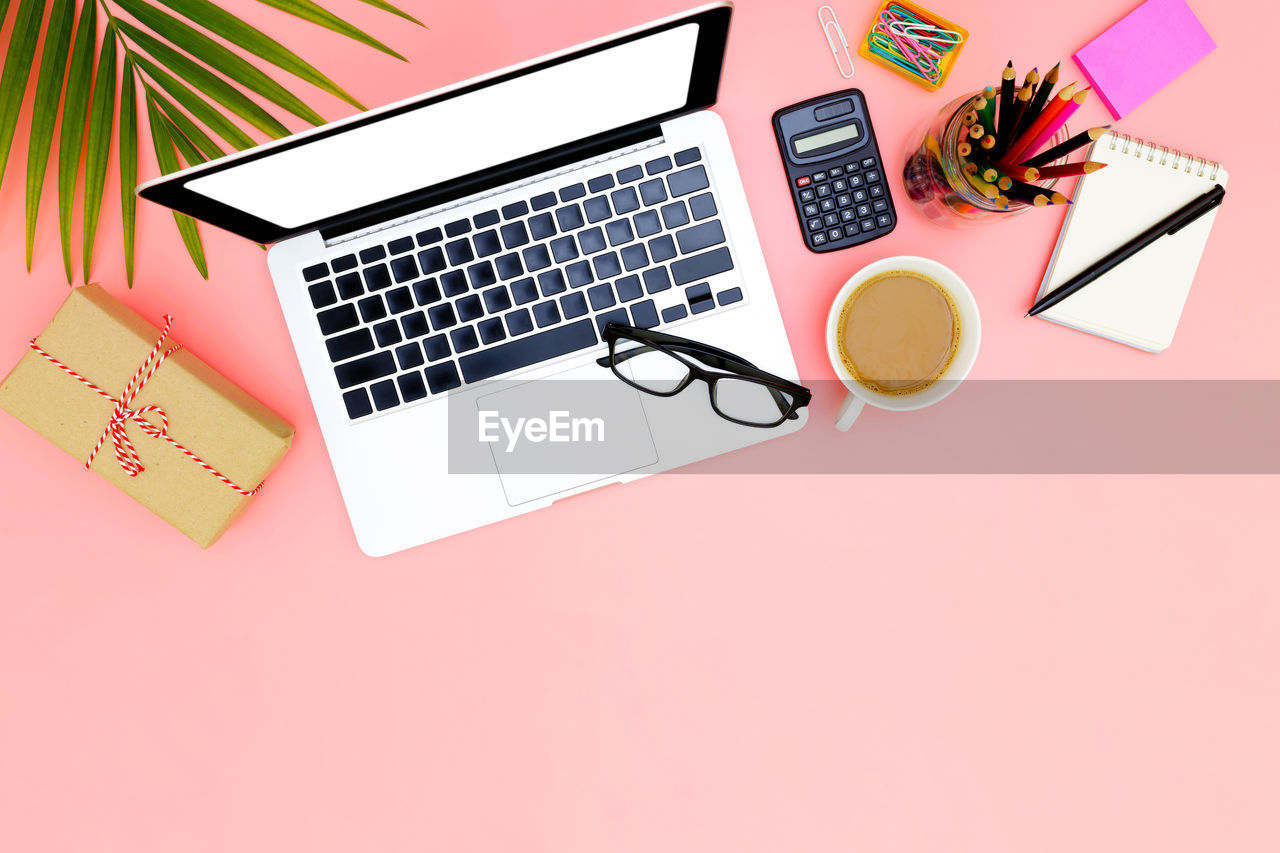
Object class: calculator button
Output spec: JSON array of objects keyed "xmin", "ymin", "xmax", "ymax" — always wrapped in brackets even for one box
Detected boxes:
[
  {"xmin": 857, "ymin": 204, "xmax": 871, "ymax": 217},
  {"xmin": 861, "ymin": 218, "xmax": 876, "ymax": 231},
  {"xmin": 832, "ymin": 179, "xmax": 848, "ymax": 192},
  {"xmin": 869, "ymin": 184, "xmax": 884, "ymax": 198},
  {"xmin": 824, "ymin": 213, "xmax": 839, "ymax": 227},
  {"xmin": 861, "ymin": 157, "xmax": 876, "ymax": 169},
  {"xmin": 836, "ymin": 194, "xmax": 851, "ymax": 207},
  {"xmin": 803, "ymin": 203, "xmax": 819, "ymax": 217},
  {"xmin": 844, "ymin": 224, "xmax": 860, "ymax": 237},
  {"xmin": 807, "ymin": 217, "xmax": 823, "ymax": 231},
  {"xmin": 820, "ymin": 198, "xmax": 836, "ymax": 212},
  {"xmin": 877, "ymin": 214, "xmax": 893, "ymax": 228},
  {"xmin": 796, "ymin": 176, "xmax": 811, "ymax": 187},
  {"xmin": 829, "ymin": 165, "xmax": 844, "ymax": 177},
  {"xmin": 827, "ymin": 228, "xmax": 842, "ymax": 241},
  {"xmin": 853, "ymin": 189, "xmax": 868, "ymax": 203},
  {"xmin": 866, "ymin": 170, "xmax": 882, "ymax": 184},
  {"xmin": 848, "ymin": 174, "xmax": 864, "ymax": 188},
  {"xmin": 873, "ymin": 199, "xmax": 889, "ymax": 213},
  {"xmin": 812, "ymin": 170, "xmax": 828, "ymax": 182},
  {"xmin": 812, "ymin": 232, "xmax": 827, "ymax": 246},
  {"xmin": 816, "ymin": 184, "xmax": 831, "ymax": 198},
  {"xmin": 840, "ymin": 209, "xmax": 856, "ymax": 222},
  {"xmin": 799, "ymin": 188, "xmax": 816, "ymax": 203},
  {"xmin": 844, "ymin": 161, "xmax": 861, "ymax": 172}
]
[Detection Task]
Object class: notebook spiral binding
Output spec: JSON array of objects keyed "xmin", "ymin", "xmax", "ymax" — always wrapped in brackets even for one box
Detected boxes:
[{"xmin": 1110, "ymin": 132, "xmax": 1219, "ymax": 179}]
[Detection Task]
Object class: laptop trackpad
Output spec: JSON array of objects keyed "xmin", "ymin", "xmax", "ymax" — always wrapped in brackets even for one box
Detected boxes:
[{"xmin": 475, "ymin": 364, "xmax": 659, "ymax": 506}]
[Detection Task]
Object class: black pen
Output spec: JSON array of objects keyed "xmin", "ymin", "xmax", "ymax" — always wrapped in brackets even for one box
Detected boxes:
[{"xmin": 1027, "ymin": 184, "xmax": 1226, "ymax": 317}]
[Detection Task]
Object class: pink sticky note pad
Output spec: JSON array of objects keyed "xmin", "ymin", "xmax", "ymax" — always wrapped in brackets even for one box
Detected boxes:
[{"xmin": 1073, "ymin": 0, "xmax": 1215, "ymax": 119}]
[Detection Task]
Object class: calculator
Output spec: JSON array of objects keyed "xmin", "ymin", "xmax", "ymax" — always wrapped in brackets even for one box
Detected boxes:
[{"xmin": 772, "ymin": 89, "xmax": 896, "ymax": 253}]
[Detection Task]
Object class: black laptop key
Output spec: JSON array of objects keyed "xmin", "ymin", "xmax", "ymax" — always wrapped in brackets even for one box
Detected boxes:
[
  {"xmin": 676, "ymin": 221, "xmax": 725, "ymax": 254},
  {"xmin": 501, "ymin": 200, "xmax": 528, "ymax": 220},
  {"xmin": 326, "ymin": 328, "xmax": 374, "ymax": 362},
  {"xmin": 690, "ymin": 293, "xmax": 716, "ymax": 314},
  {"xmin": 335, "ymin": 351, "xmax": 395, "ymax": 388},
  {"xmin": 359, "ymin": 245, "xmax": 386, "ymax": 263},
  {"xmin": 607, "ymin": 219, "xmax": 634, "ymax": 246},
  {"xmin": 689, "ymin": 193, "xmax": 718, "ymax": 220},
  {"xmin": 374, "ymin": 320, "xmax": 402, "ymax": 347},
  {"xmin": 511, "ymin": 278, "xmax": 539, "ymax": 305},
  {"xmin": 342, "ymin": 388, "xmax": 372, "ymax": 419},
  {"xmin": 522, "ymin": 244, "xmax": 551, "ymax": 272},
  {"xmin": 588, "ymin": 174, "xmax": 614, "ymax": 193},
  {"xmin": 668, "ymin": 165, "xmax": 709, "ymax": 197},
  {"xmin": 467, "ymin": 261, "xmax": 496, "ymax": 289},
  {"xmin": 425, "ymin": 362, "xmax": 461, "ymax": 393},
  {"xmin": 566, "ymin": 260, "xmax": 593, "ymax": 288},
  {"xmin": 495, "ymin": 252, "xmax": 524, "ymax": 280},
  {"xmin": 445, "ymin": 218, "xmax": 470, "ymax": 237},
  {"xmin": 717, "ymin": 287, "xmax": 744, "ymax": 306},
  {"xmin": 459, "ymin": 319, "xmax": 597, "ymax": 383},
  {"xmin": 451, "ymin": 325, "xmax": 480, "ymax": 353},
  {"xmin": 660, "ymin": 200, "xmax": 689, "ymax": 229},
  {"xmin": 390, "ymin": 255, "xmax": 418, "ymax": 283},
  {"xmin": 445, "ymin": 239, "xmax": 474, "ymax": 266},
  {"xmin": 556, "ymin": 204, "xmax": 584, "ymax": 231},
  {"xmin": 550, "ymin": 235, "xmax": 578, "ymax": 264},
  {"xmin": 478, "ymin": 317, "xmax": 506, "ymax": 344},
  {"xmin": 686, "ymin": 282, "xmax": 712, "ymax": 302},
  {"xmin": 332, "ymin": 254, "xmax": 358, "ymax": 272},
  {"xmin": 593, "ymin": 252, "xmax": 621, "ymax": 280},
  {"xmin": 643, "ymin": 267, "xmax": 671, "ymax": 293},
  {"xmin": 639, "ymin": 178, "xmax": 667, "ymax": 206},
  {"xmin": 584, "ymin": 196, "xmax": 611, "ymax": 223},
  {"xmin": 389, "ymin": 236, "xmax": 414, "ymax": 255},
  {"xmin": 413, "ymin": 278, "xmax": 442, "ymax": 306},
  {"xmin": 473, "ymin": 230, "xmax": 501, "ymax": 257},
  {"xmin": 396, "ymin": 342, "xmax": 425, "ymax": 370},
  {"xmin": 672, "ymin": 247, "xmax": 733, "ymax": 285},
  {"xmin": 621, "ymin": 244, "xmax": 648, "ymax": 271},
  {"xmin": 617, "ymin": 165, "xmax": 643, "ymax": 183},
  {"xmin": 615, "ymin": 275, "xmax": 643, "ymax": 302},
  {"xmin": 303, "ymin": 262, "xmax": 328, "ymax": 281},
  {"xmin": 646, "ymin": 156, "xmax": 673, "ymax": 175},
  {"xmin": 457, "ymin": 294, "xmax": 483, "ymax": 322},
  {"xmin": 578, "ymin": 227, "xmax": 606, "ymax": 254},
  {"xmin": 531, "ymin": 191, "xmax": 557, "ymax": 210},
  {"xmin": 630, "ymin": 300, "xmax": 659, "ymax": 329},
  {"xmin": 661, "ymin": 304, "xmax": 688, "ymax": 323},
  {"xmin": 474, "ymin": 209, "xmax": 500, "ymax": 227},
  {"xmin": 500, "ymin": 221, "xmax": 529, "ymax": 250},
  {"xmin": 423, "ymin": 333, "xmax": 451, "ymax": 361},
  {"xmin": 336, "ymin": 272, "xmax": 364, "ymax": 300},
  {"xmin": 358, "ymin": 295, "xmax": 387, "ymax": 323},
  {"xmin": 634, "ymin": 210, "xmax": 661, "ymax": 237},
  {"xmin": 401, "ymin": 311, "xmax": 430, "ymax": 338},
  {"xmin": 483, "ymin": 285, "xmax": 512, "ymax": 314},
  {"xmin": 594, "ymin": 308, "xmax": 628, "ymax": 337},
  {"xmin": 309, "ymin": 281, "xmax": 337, "ymax": 309},
  {"xmin": 674, "ymin": 147, "xmax": 701, "ymax": 166},
  {"xmin": 363, "ymin": 264, "xmax": 392, "ymax": 291},
  {"xmin": 587, "ymin": 283, "xmax": 616, "ymax": 311},
  {"xmin": 559, "ymin": 182, "xmax": 586, "ymax": 201},
  {"xmin": 528, "ymin": 213, "xmax": 556, "ymax": 240},
  {"xmin": 441, "ymin": 270, "xmax": 468, "ymax": 297},
  {"xmin": 506, "ymin": 308, "xmax": 533, "ymax": 336},
  {"xmin": 317, "ymin": 303, "xmax": 359, "ymax": 335},
  {"xmin": 386, "ymin": 287, "xmax": 413, "ymax": 314},
  {"xmin": 532, "ymin": 300, "xmax": 561, "ymax": 328},
  {"xmin": 648, "ymin": 234, "xmax": 677, "ymax": 263},
  {"xmin": 538, "ymin": 269, "xmax": 567, "ymax": 296},
  {"xmin": 418, "ymin": 246, "xmax": 446, "ymax": 274},
  {"xmin": 428, "ymin": 303, "xmax": 457, "ymax": 330},
  {"xmin": 560, "ymin": 291, "xmax": 588, "ymax": 319},
  {"xmin": 415, "ymin": 226, "xmax": 442, "ymax": 246},
  {"xmin": 611, "ymin": 186, "xmax": 640, "ymax": 214},
  {"xmin": 398, "ymin": 371, "xmax": 429, "ymax": 402}
]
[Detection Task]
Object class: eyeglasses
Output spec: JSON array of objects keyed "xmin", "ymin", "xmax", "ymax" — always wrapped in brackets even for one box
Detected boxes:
[{"xmin": 596, "ymin": 323, "xmax": 811, "ymax": 428}]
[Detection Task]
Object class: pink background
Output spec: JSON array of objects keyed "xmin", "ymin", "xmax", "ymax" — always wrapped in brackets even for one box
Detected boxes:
[{"xmin": 2, "ymin": 1, "xmax": 1277, "ymax": 851}]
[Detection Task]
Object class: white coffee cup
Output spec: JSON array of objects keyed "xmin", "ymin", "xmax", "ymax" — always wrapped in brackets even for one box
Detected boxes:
[{"xmin": 826, "ymin": 256, "xmax": 981, "ymax": 430}]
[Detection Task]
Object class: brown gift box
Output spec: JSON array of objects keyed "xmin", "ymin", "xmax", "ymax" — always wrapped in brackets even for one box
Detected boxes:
[{"xmin": 0, "ymin": 285, "xmax": 294, "ymax": 548}]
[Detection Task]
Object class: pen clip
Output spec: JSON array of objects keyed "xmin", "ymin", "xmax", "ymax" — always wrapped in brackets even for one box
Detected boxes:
[{"xmin": 1166, "ymin": 184, "xmax": 1225, "ymax": 236}]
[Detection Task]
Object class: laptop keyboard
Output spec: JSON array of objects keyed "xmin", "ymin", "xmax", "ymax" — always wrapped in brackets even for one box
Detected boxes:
[{"xmin": 299, "ymin": 146, "xmax": 747, "ymax": 420}]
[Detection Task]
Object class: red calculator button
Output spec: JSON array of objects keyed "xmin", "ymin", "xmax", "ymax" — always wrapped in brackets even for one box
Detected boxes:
[{"xmin": 796, "ymin": 176, "xmax": 811, "ymax": 187}]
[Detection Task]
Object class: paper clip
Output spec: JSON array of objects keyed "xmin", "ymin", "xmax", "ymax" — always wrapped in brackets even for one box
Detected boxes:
[{"xmin": 818, "ymin": 5, "xmax": 855, "ymax": 79}]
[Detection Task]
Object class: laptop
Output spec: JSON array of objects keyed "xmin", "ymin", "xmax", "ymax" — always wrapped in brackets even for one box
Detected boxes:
[{"xmin": 138, "ymin": 2, "xmax": 805, "ymax": 556}]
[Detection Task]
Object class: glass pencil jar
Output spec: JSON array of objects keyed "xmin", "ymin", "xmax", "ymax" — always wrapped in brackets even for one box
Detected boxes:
[{"xmin": 901, "ymin": 91, "xmax": 1068, "ymax": 226}]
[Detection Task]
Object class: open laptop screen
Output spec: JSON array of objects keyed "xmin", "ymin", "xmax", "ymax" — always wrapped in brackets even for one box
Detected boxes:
[{"xmin": 137, "ymin": 5, "xmax": 731, "ymax": 244}]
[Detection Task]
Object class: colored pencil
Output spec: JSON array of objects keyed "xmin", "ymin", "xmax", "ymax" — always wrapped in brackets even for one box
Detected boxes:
[
  {"xmin": 1022, "ymin": 66, "xmax": 1040, "ymax": 103},
  {"xmin": 980, "ymin": 134, "xmax": 996, "ymax": 150},
  {"xmin": 993, "ymin": 194, "xmax": 1010, "ymax": 209},
  {"xmin": 962, "ymin": 109, "xmax": 978, "ymax": 127},
  {"xmin": 997, "ymin": 61, "xmax": 1015, "ymax": 147},
  {"xmin": 1004, "ymin": 82, "xmax": 1076, "ymax": 164},
  {"xmin": 977, "ymin": 94, "xmax": 996, "ymax": 131},
  {"xmin": 1003, "ymin": 179, "xmax": 1051, "ymax": 206},
  {"xmin": 1034, "ymin": 161, "xmax": 1106, "ymax": 179},
  {"xmin": 963, "ymin": 169, "xmax": 1000, "ymax": 199},
  {"xmin": 1020, "ymin": 126, "xmax": 1109, "ymax": 168},
  {"xmin": 1022, "ymin": 61, "xmax": 1060, "ymax": 130},
  {"xmin": 995, "ymin": 162, "xmax": 1040, "ymax": 182},
  {"xmin": 994, "ymin": 84, "xmax": 1033, "ymax": 159},
  {"xmin": 1016, "ymin": 86, "xmax": 1089, "ymax": 165},
  {"xmin": 979, "ymin": 164, "xmax": 999, "ymax": 183},
  {"xmin": 969, "ymin": 123, "xmax": 986, "ymax": 140},
  {"xmin": 957, "ymin": 140, "xmax": 972, "ymax": 157},
  {"xmin": 964, "ymin": 160, "xmax": 979, "ymax": 176}
]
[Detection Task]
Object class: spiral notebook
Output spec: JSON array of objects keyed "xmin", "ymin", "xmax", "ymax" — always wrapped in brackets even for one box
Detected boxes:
[{"xmin": 1035, "ymin": 130, "xmax": 1228, "ymax": 352}]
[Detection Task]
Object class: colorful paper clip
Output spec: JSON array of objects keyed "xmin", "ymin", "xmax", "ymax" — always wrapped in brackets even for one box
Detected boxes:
[{"xmin": 866, "ymin": 2, "xmax": 964, "ymax": 86}]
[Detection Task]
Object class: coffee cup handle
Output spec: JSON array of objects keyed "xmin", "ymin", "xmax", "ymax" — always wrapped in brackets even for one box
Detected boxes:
[{"xmin": 835, "ymin": 392, "xmax": 865, "ymax": 431}]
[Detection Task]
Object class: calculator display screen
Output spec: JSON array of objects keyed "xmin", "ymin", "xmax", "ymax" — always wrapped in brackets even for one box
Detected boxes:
[{"xmin": 794, "ymin": 123, "xmax": 859, "ymax": 154}]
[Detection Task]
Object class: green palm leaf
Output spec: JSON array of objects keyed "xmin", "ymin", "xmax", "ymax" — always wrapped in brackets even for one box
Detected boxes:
[
  {"xmin": 154, "ymin": 0, "xmax": 366, "ymax": 109},
  {"xmin": 114, "ymin": 0, "xmax": 326, "ymax": 125},
  {"xmin": 57, "ymin": 0, "xmax": 96, "ymax": 282},
  {"xmin": 116, "ymin": 22, "xmax": 291, "ymax": 139},
  {"xmin": 130, "ymin": 54, "xmax": 255, "ymax": 151},
  {"xmin": 254, "ymin": 0, "xmax": 407, "ymax": 61},
  {"xmin": 120, "ymin": 57, "xmax": 139, "ymax": 286},
  {"xmin": 145, "ymin": 98, "xmax": 208, "ymax": 277},
  {"xmin": 0, "ymin": 0, "xmax": 48, "ymax": 198},
  {"xmin": 354, "ymin": 0, "xmax": 423, "ymax": 28},
  {"xmin": 146, "ymin": 85, "xmax": 225, "ymax": 161},
  {"xmin": 82, "ymin": 31, "xmax": 118, "ymax": 281},
  {"xmin": 23, "ymin": 0, "xmax": 75, "ymax": 268}
]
